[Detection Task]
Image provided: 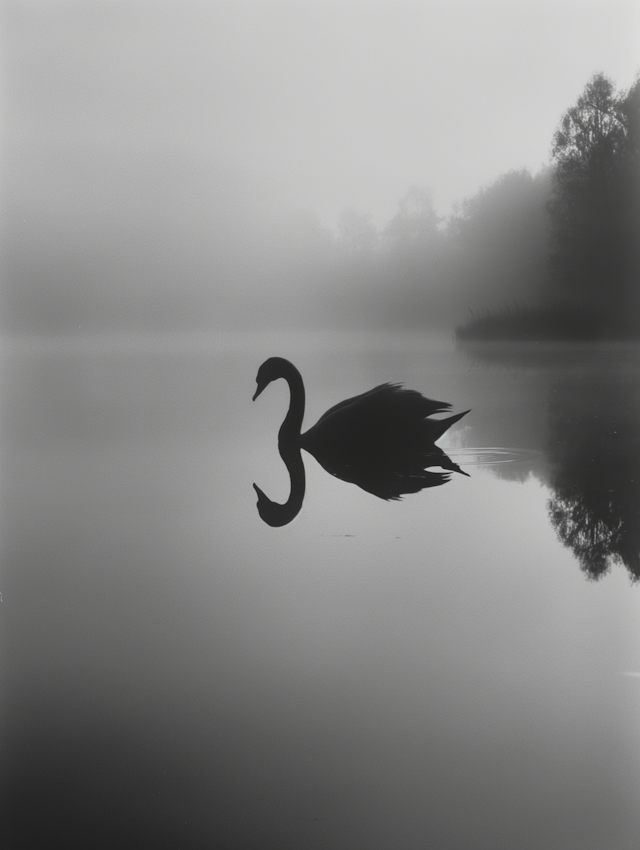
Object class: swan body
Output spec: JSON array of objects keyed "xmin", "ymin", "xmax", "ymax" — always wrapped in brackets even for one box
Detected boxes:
[{"xmin": 253, "ymin": 357, "xmax": 469, "ymax": 522}]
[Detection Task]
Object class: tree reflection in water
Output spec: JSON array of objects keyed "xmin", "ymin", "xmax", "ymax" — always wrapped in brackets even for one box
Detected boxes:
[
  {"xmin": 459, "ymin": 342, "xmax": 640, "ymax": 582},
  {"xmin": 546, "ymin": 371, "xmax": 640, "ymax": 581}
]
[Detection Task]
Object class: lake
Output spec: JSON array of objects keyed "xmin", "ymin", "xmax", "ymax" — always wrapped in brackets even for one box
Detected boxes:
[{"xmin": 2, "ymin": 330, "xmax": 640, "ymax": 849}]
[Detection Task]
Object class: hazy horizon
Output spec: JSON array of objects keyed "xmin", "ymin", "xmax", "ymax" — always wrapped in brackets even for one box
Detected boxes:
[{"xmin": 2, "ymin": 0, "xmax": 639, "ymax": 334}]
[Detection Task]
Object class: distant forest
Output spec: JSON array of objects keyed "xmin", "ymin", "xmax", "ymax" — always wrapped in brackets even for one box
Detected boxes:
[
  {"xmin": 320, "ymin": 72, "xmax": 640, "ymax": 340},
  {"xmin": 3, "ymin": 73, "xmax": 638, "ymax": 337}
]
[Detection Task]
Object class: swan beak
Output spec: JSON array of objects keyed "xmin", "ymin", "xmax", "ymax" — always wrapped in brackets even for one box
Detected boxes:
[{"xmin": 252, "ymin": 382, "xmax": 265, "ymax": 401}]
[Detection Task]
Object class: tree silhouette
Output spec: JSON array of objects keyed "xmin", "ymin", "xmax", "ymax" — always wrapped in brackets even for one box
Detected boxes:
[
  {"xmin": 548, "ymin": 73, "xmax": 640, "ymax": 334},
  {"xmin": 448, "ymin": 168, "xmax": 551, "ymax": 311}
]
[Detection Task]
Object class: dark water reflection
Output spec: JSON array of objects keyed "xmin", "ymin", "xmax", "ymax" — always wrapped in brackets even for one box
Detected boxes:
[
  {"xmin": 461, "ymin": 342, "xmax": 640, "ymax": 581},
  {"xmin": 547, "ymin": 369, "xmax": 640, "ymax": 580},
  {"xmin": 2, "ymin": 333, "xmax": 640, "ymax": 849}
]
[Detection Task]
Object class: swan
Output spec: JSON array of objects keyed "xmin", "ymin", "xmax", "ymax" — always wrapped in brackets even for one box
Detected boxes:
[{"xmin": 252, "ymin": 357, "xmax": 469, "ymax": 524}]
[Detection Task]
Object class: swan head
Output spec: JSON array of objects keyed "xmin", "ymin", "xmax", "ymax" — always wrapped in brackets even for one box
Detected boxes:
[
  {"xmin": 253, "ymin": 482, "xmax": 302, "ymax": 527},
  {"xmin": 253, "ymin": 482, "xmax": 272, "ymax": 516},
  {"xmin": 252, "ymin": 357, "xmax": 295, "ymax": 401}
]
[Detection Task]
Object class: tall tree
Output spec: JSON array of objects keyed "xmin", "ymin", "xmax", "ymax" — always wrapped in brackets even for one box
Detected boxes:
[
  {"xmin": 447, "ymin": 168, "xmax": 551, "ymax": 310},
  {"xmin": 548, "ymin": 73, "xmax": 640, "ymax": 333}
]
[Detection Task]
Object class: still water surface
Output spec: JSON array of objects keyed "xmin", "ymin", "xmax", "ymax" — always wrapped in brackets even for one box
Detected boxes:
[{"xmin": 2, "ymin": 331, "xmax": 640, "ymax": 848}]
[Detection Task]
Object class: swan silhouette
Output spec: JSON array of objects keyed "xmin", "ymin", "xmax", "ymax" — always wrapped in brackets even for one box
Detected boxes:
[{"xmin": 253, "ymin": 357, "xmax": 470, "ymax": 525}]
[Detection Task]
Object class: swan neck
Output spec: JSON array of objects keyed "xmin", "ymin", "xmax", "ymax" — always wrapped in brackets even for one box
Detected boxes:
[
  {"xmin": 254, "ymin": 444, "xmax": 306, "ymax": 527},
  {"xmin": 279, "ymin": 363, "xmax": 305, "ymax": 442}
]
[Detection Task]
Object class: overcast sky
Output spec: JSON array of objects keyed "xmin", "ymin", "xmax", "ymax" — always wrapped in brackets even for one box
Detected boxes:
[
  {"xmin": 1, "ymin": 0, "xmax": 639, "ymax": 334},
  {"xmin": 4, "ymin": 0, "xmax": 639, "ymax": 227}
]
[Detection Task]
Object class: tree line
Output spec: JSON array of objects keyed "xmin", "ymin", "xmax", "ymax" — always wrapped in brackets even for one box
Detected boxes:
[
  {"xmin": 317, "ymin": 72, "xmax": 639, "ymax": 338},
  {"xmin": 546, "ymin": 73, "xmax": 640, "ymax": 337}
]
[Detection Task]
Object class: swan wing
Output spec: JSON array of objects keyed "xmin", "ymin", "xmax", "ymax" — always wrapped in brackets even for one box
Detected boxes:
[
  {"xmin": 301, "ymin": 384, "xmax": 463, "ymax": 463},
  {"xmin": 312, "ymin": 383, "xmax": 452, "ymax": 429},
  {"xmin": 311, "ymin": 384, "xmax": 392, "ymax": 426}
]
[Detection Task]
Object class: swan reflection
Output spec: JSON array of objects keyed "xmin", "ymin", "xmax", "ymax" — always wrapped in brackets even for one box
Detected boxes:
[{"xmin": 253, "ymin": 357, "xmax": 469, "ymax": 526}]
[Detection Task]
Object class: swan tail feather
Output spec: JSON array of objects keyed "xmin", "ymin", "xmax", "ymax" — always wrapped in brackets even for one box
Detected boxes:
[{"xmin": 426, "ymin": 409, "xmax": 470, "ymax": 442}]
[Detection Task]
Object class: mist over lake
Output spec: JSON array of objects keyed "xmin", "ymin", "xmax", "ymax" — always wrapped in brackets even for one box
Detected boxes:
[
  {"xmin": 3, "ymin": 0, "xmax": 638, "ymax": 338},
  {"xmin": 1, "ymin": 2, "xmax": 640, "ymax": 848}
]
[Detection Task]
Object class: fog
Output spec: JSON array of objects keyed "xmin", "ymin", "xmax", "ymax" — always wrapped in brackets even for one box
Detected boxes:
[
  {"xmin": 2, "ymin": 0, "xmax": 638, "ymax": 334},
  {"xmin": 4, "ymin": 7, "xmax": 640, "ymax": 848}
]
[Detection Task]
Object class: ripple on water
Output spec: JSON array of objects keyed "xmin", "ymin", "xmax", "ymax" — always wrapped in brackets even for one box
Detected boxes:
[{"xmin": 446, "ymin": 446, "xmax": 541, "ymax": 467}]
